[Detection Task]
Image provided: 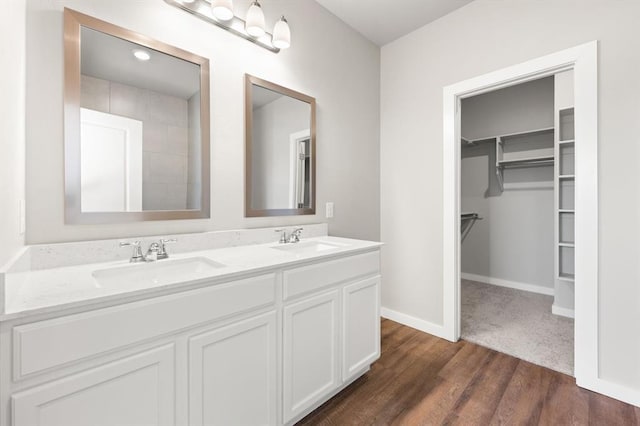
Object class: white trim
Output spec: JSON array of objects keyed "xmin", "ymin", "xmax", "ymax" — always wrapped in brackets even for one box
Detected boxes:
[
  {"xmin": 288, "ymin": 129, "xmax": 311, "ymax": 209},
  {"xmin": 461, "ymin": 272, "xmax": 554, "ymax": 296},
  {"xmin": 579, "ymin": 377, "xmax": 640, "ymax": 408},
  {"xmin": 551, "ymin": 304, "xmax": 575, "ymax": 318},
  {"xmin": 443, "ymin": 42, "xmax": 599, "ymax": 390},
  {"xmin": 380, "ymin": 307, "xmax": 447, "ymax": 340}
]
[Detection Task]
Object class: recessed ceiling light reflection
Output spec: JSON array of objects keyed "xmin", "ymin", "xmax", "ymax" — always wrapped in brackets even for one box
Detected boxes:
[{"xmin": 132, "ymin": 49, "xmax": 151, "ymax": 61}]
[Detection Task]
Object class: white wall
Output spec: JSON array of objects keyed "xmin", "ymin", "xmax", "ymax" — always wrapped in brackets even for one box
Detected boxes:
[
  {"xmin": 25, "ymin": 0, "xmax": 380, "ymax": 243},
  {"xmin": 381, "ymin": 0, "xmax": 640, "ymax": 393},
  {"xmin": 0, "ymin": 0, "xmax": 26, "ymax": 268},
  {"xmin": 461, "ymin": 77, "xmax": 555, "ymax": 290}
]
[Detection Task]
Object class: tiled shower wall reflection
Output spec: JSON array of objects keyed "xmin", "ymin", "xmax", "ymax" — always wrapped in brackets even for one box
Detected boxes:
[{"xmin": 81, "ymin": 75, "xmax": 196, "ymax": 210}]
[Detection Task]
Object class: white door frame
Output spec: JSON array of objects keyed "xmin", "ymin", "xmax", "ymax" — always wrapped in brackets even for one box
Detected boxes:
[{"xmin": 442, "ymin": 42, "xmax": 598, "ymax": 389}]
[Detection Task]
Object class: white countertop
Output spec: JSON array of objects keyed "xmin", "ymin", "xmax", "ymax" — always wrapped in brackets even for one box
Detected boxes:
[{"xmin": 2, "ymin": 236, "xmax": 381, "ymax": 321}]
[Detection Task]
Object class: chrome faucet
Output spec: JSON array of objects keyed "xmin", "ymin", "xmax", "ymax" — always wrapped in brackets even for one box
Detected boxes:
[
  {"xmin": 275, "ymin": 227, "xmax": 304, "ymax": 244},
  {"xmin": 120, "ymin": 238, "xmax": 177, "ymax": 262},
  {"xmin": 146, "ymin": 242, "xmax": 161, "ymax": 262}
]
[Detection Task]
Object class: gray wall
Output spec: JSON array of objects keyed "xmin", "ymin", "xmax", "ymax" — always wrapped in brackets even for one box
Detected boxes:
[
  {"xmin": 461, "ymin": 77, "xmax": 555, "ymax": 290},
  {"xmin": 381, "ymin": 0, "xmax": 640, "ymax": 392},
  {"xmin": 252, "ymin": 96, "xmax": 310, "ymax": 210},
  {"xmin": 0, "ymin": 0, "xmax": 26, "ymax": 268},
  {"xmin": 25, "ymin": 0, "xmax": 380, "ymax": 243}
]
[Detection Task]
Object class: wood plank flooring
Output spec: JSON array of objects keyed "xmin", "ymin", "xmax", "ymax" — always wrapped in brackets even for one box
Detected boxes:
[{"xmin": 298, "ymin": 319, "xmax": 640, "ymax": 425}]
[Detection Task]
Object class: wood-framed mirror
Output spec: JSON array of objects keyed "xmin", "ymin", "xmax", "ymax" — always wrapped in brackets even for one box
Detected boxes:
[
  {"xmin": 245, "ymin": 74, "xmax": 316, "ymax": 217},
  {"xmin": 64, "ymin": 8, "xmax": 210, "ymax": 224}
]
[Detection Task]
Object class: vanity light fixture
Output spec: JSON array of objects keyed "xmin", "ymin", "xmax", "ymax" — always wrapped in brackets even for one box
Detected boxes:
[
  {"xmin": 245, "ymin": 1, "xmax": 266, "ymax": 38},
  {"xmin": 132, "ymin": 49, "xmax": 151, "ymax": 61},
  {"xmin": 163, "ymin": 0, "xmax": 290, "ymax": 53},
  {"xmin": 210, "ymin": 0, "xmax": 233, "ymax": 21},
  {"xmin": 272, "ymin": 16, "xmax": 291, "ymax": 49}
]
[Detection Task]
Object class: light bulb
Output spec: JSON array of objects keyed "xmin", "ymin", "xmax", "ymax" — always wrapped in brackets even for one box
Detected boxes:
[
  {"xmin": 272, "ymin": 15, "xmax": 290, "ymax": 49},
  {"xmin": 245, "ymin": 1, "xmax": 265, "ymax": 38},
  {"xmin": 211, "ymin": 0, "xmax": 233, "ymax": 21}
]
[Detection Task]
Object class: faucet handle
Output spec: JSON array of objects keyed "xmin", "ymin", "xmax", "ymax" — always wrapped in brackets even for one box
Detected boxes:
[
  {"xmin": 157, "ymin": 238, "xmax": 177, "ymax": 259},
  {"xmin": 275, "ymin": 229, "xmax": 288, "ymax": 244},
  {"xmin": 289, "ymin": 227, "xmax": 303, "ymax": 243},
  {"xmin": 119, "ymin": 241, "xmax": 145, "ymax": 263}
]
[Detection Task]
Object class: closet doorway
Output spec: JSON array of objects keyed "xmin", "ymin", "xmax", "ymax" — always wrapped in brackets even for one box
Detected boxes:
[
  {"xmin": 442, "ymin": 42, "xmax": 598, "ymax": 388},
  {"xmin": 458, "ymin": 75, "xmax": 573, "ymax": 374}
]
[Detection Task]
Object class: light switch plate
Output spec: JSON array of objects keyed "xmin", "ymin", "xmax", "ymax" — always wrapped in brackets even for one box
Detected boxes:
[{"xmin": 325, "ymin": 202, "xmax": 334, "ymax": 218}]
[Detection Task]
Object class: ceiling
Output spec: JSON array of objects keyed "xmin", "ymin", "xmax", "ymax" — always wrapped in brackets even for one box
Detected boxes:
[
  {"xmin": 314, "ymin": 0, "xmax": 474, "ymax": 46},
  {"xmin": 81, "ymin": 27, "xmax": 200, "ymax": 100}
]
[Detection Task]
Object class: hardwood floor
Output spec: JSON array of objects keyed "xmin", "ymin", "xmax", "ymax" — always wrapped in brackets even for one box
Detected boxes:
[{"xmin": 298, "ymin": 319, "xmax": 640, "ymax": 425}]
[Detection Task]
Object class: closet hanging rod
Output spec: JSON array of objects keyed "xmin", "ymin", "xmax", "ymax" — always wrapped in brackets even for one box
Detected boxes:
[
  {"xmin": 461, "ymin": 212, "xmax": 481, "ymax": 242},
  {"xmin": 461, "ymin": 212, "xmax": 483, "ymax": 221}
]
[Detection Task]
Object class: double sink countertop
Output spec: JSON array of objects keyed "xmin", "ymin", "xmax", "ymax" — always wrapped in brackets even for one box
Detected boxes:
[{"xmin": 1, "ymin": 236, "xmax": 382, "ymax": 321}]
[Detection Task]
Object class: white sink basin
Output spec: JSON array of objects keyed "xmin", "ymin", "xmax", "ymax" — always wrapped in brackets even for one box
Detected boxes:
[
  {"xmin": 92, "ymin": 257, "xmax": 225, "ymax": 288},
  {"xmin": 271, "ymin": 240, "xmax": 348, "ymax": 255}
]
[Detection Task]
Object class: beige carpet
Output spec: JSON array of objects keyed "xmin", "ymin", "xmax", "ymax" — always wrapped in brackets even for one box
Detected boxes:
[{"xmin": 461, "ymin": 279, "xmax": 574, "ymax": 376}]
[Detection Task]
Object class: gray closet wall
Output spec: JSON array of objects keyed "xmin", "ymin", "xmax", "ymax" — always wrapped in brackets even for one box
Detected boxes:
[{"xmin": 461, "ymin": 77, "xmax": 555, "ymax": 290}]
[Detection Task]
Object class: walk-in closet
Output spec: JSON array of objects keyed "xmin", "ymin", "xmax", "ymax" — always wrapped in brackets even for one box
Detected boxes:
[{"xmin": 459, "ymin": 71, "xmax": 575, "ymax": 375}]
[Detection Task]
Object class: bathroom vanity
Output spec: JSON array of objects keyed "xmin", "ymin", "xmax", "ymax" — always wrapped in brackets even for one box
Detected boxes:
[{"xmin": 0, "ymin": 231, "xmax": 381, "ymax": 426}]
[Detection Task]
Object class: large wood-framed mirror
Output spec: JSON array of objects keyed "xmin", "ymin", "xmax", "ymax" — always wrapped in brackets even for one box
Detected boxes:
[
  {"xmin": 245, "ymin": 75, "xmax": 316, "ymax": 217},
  {"xmin": 64, "ymin": 8, "xmax": 210, "ymax": 224}
]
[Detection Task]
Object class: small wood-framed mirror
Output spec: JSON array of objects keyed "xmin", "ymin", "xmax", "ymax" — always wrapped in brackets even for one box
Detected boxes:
[
  {"xmin": 245, "ymin": 75, "xmax": 316, "ymax": 217},
  {"xmin": 64, "ymin": 8, "xmax": 210, "ymax": 224}
]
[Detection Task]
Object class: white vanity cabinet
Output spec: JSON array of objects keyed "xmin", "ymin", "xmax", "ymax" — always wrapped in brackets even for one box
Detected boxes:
[
  {"xmin": 283, "ymin": 290, "xmax": 341, "ymax": 422},
  {"xmin": 282, "ymin": 251, "xmax": 381, "ymax": 423},
  {"xmin": 4, "ymin": 273, "xmax": 278, "ymax": 426},
  {"xmin": 342, "ymin": 276, "xmax": 380, "ymax": 382},
  {"xmin": 188, "ymin": 310, "xmax": 278, "ymax": 426},
  {"xmin": 1, "ymin": 246, "xmax": 381, "ymax": 426},
  {"xmin": 12, "ymin": 344, "xmax": 176, "ymax": 426}
]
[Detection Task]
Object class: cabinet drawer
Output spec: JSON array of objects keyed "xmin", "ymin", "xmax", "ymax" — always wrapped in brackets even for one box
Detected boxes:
[
  {"xmin": 283, "ymin": 251, "xmax": 379, "ymax": 300},
  {"xmin": 14, "ymin": 273, "xmax": 276, "ymax": 380}
]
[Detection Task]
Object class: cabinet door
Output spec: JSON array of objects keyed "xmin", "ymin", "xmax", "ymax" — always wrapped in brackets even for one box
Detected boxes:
[
  {"xmin": 188, "ymin": 311, "xmax": 277, "ymax": 426},
  {"xmin": 342, "ymin": 277, "xmax": 380, "ymax": 381},
  {"xmin": 283, "ymin": 290, "xmax": 340, "ymax": 423},
  {"xmin": 12, "ymin": 344, "xmax": 175, "ymax": 426}
]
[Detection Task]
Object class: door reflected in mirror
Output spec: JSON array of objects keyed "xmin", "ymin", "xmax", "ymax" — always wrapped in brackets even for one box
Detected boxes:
[
  {"xmin": 245, "ymin": 75, "xmax": 316, "ymax": 217},
  {"xmin": 64, "ymin": 9, "xmax": 210, "ymax": 223}
]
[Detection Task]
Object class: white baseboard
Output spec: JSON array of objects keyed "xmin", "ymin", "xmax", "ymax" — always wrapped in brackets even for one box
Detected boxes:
[
  {"xmin": 579, "ymin": 377, "xmax": 640, "ymax": 408},
  {"xmin": 461, "ymin": 272, "xmax": 554, "ymax": 296},
  {"xmin": 380, "ymin": 307, "xmax": 448, "ymax": 340},
  {"xmin": 552, "ymin": 304, "xmax": 575, "ymax": 318}
]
